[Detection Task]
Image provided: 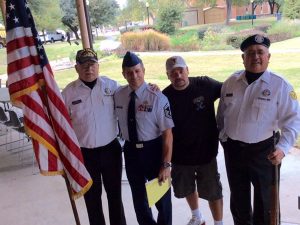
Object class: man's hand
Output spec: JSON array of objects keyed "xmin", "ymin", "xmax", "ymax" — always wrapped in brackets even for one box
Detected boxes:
[
  {"xmin": 149, "ymin": 83, "xmax": 160, "ymax": 92},
  {"xmin": 158, "ymin": 167, "xmax": 171, "ymax": 185},
  {"xmin": 268, "ymin": 148, "xmax": 285, "ymax": 165}
]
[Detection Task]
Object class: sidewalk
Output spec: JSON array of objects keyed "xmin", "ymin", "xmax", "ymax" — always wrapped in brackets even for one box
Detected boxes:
[{"xmin": 1, "ymin": 134, "xmax": 299, "ymax": 225}]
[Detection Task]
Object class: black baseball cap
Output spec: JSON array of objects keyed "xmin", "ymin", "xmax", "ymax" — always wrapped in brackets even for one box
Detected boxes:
[{"xmin": 76, "ymin": 48, "xmax": 98, "ymax": 64}]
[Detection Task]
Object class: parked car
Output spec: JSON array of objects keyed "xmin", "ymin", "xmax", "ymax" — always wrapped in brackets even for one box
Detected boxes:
[
  {"xmin": 38, "ymin": 30, "xmax": 65, "ymax": 43},
  {"xmin": 0, "ymin": 27, "xmax": 6, "ymax": 48},
  {"xmin": 0, "ymin": 36, "xmax": 6, "ymax": 49}
]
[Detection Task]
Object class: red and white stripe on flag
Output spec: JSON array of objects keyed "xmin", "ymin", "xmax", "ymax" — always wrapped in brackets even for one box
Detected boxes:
[{"xmin": 6, "ymin": 0, "xmax": 92, "ymax": 199}]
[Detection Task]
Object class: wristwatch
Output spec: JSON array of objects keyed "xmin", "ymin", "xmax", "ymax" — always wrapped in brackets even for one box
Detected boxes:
[{"xmin": 162, "ymin": 162, "xmax": 172, "ymax": 168}]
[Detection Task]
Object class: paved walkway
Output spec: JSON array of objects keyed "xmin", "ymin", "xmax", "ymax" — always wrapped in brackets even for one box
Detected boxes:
[{"xmin": 0, "ymin": 130, "xmax": 299, "ymax": 225}]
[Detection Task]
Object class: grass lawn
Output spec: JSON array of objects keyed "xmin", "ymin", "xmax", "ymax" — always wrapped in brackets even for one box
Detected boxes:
[{"xmin": 0, "ymin": 28, "xmax": 299, "ymax": 147}]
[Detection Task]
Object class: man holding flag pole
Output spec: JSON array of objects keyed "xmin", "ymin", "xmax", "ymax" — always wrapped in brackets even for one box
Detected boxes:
[{"xmin": 5, "ymin": 0, "xmax": 92, "ymax": 224}]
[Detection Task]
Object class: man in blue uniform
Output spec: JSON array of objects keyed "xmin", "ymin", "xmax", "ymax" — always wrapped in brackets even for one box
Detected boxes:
[
  {"xmin": 217, "ymin": 35, "xmax": 300, "ymax": 225},
  {"xmin": 62, "ymin": 48, "xmax": 126, "ymax": 225},
  {"xmin": 114, "ymin": 51, "xmax": 174, "ymax": 225},
  {"xmin": 163, "ymin": 56, "xmax": 223, "ymax": 225}
]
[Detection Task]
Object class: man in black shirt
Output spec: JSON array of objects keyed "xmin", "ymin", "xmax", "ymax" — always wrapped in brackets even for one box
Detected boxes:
[{"xmin": 163, "ymin": 56, "xmax": 223, "ymax": 225}]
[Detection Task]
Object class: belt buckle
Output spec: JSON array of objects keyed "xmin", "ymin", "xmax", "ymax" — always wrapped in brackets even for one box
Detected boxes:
[{"xmin": 136, "ymin": 143, "xmax": 143, "ymax": 149}]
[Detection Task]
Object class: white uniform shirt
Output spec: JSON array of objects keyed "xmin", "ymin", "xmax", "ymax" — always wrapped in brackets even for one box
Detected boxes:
[
  {"xmin": 217, "ymin": 70, "xmax": 300, "ymax": 154},
  {"xmin": 62, "ymin": 76, "xmax": 119, "ymax": 148},
  {"xmin": 114, "ymin": 82, "xmax": 174, "ymax": 141}
]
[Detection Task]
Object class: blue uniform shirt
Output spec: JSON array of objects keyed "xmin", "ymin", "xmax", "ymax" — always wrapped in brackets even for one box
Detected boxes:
[{"xmin": 114, "ymin": 82, "xmax": 174, "ymax": 141}]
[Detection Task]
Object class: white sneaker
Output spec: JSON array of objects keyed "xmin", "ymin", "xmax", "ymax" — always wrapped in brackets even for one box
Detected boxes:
[{"xmin": 187, "ymin": 216, "xmax": 205, "ymax": 225}]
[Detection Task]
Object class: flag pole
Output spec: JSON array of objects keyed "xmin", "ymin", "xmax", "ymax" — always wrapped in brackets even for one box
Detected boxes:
[
  {"xmin": 75, "ymin": 0, "xmax": 90, "ymax": 48},
  {"xmin": 40, "ymin": 86, "xmax": 83, "ymax": 225},
  {"xmin": 64, "ymin": 176, "xmax": 81, "ymax": 225},
  {"xmin": 0, "ymin": 0, "xmax": 6, "ymax": 27}
]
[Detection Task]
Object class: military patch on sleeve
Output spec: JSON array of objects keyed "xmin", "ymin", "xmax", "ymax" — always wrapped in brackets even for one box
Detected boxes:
[
  {"xmin": 290, "ymin": 91, "xmax": 297, "ymax": 100},
  {"xmin": 164, "ymin": 103, "xmax": 172, "ymax": 119}
]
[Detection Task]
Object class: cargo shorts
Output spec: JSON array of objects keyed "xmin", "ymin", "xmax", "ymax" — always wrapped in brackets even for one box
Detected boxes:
[{"xmin": 171, "ymin": 158, "xmax": 223, "ymax": 201}]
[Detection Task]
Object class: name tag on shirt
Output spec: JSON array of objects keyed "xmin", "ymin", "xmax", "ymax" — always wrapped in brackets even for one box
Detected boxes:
[{"xmin": 72, "ymin": 99, "xmax": 82, "ymax": 105}]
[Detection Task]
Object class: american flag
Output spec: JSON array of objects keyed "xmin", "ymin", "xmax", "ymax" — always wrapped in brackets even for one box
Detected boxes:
[{"xmin": 6, "ymin": 0, "xmax": 92, "ymax": 199}]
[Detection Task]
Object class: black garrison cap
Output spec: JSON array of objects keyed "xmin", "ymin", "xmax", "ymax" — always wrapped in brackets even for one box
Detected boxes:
[{"xmin": 240, "ymin": 34, "xmax": 271, "ymax": 52}]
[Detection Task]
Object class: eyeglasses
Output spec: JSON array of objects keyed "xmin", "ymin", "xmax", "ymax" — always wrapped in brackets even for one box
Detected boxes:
[{"xmin": 79, "ymin": 61, "xmax": 97, "ymax": 69}]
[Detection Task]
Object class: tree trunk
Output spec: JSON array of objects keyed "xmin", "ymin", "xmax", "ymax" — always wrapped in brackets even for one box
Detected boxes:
[
  {"xmin": 226, "ymin": 0, "xmax": 232, "ymax": 25},
  {"xmin": 62, "ymin": 22, "xmax": 80, "ymax": 40},
  {"xmin": 268, "ymin": 1, "xmax": 275, "ymax": 14},
  {"xmin": 275, "ymin": 3, "xmax": 280, "ymax": 13}
]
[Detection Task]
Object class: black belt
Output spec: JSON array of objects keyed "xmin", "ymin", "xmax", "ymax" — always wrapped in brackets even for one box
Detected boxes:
[
  {"xmin": 125, "ymin": 136, "xmax": 162, "ymax": 149},
  {"xmin": 228, "ymin": 132, "xmax": 280, "ymax": 148}
]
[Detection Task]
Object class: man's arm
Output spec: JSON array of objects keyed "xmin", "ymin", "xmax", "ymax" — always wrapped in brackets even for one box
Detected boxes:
[{"xmin": 158, "ymin": 128, "xmax": 173, "ymax": 183}]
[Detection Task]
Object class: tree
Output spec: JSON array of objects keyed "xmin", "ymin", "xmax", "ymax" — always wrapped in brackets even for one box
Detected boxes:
[
  {"xmin": 60, "ymin": 0, "xmax": 80, "ymax": 39},
  {"xmin": 284, "ymin": 0, "xmax": 300, "ymax": 19},
  {"xmin": 225, "ymin": 0, "xmax": 232, "ymax": 25},
  {"xmin": 268, "ymin": 0, "xmax": 284, "ymax": 14},
  {"xmin": 88, "ymin": 0, "xmax": 119, "ymax": 27},
  {"xmin": 28, "ymin": 0, "xmax": 62, "ymax": 32},
  {"xmin": 156, "ymin": 0, "xmax": 184, "ymax": 34}
]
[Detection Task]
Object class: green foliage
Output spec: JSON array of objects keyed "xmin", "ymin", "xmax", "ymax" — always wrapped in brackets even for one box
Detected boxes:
[
  {"xmin": 283, "ymin": 0, "xmax": 300, "ymax": 19},
  {"xmin": 120, "ymin": 0, "xmax": 145, "ymax": 22},
  {"xmin": 267, "ymin": 20, "xmax": 300, "ymax": 36},
  {"xmin": 28, "ymin": 0, "xmax": 63, "ymax": 31},
  {"xmin": 198, "ymin": 24, "xmax": 227, "ymax": 40},
  {"xmin": 170, "ymin": 30, "xmax": 200, "ymax": 51},
  {"xmin": 59, "ymin": 0, "xmax": 81, "ymax": 39},
  {"xmin": 226, "ymin": 35, "xmax": 246, "ymax": 49},
  {"xmin": 89, "ymin": 0, "xmax": 119, "ymax": 26},
  {"xmin": 200, "ymin": 27, "xmax": 233, "ymax": 50},
  {"xmin": 156, "ymin": 0, "xmax": 184, "ymax": 35},
  {"xmin": 120, "ymin": 29, "xmax": 170, "ymax": 51}
]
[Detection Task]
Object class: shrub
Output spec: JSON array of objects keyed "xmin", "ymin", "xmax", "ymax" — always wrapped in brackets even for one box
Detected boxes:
[
  {"xmin": 268, "ymin": 33, "xmax": 293, "ymax": 42},
  {"xmin": 197, "ymin": 24, "xmax": 227, "ymax": 40},
  {"xmin": 120, "ymin": 29, "xmax": 170, "ymax": 51},
  {"xmin": 283, "ymin": 0, "xmax": 300, "ymax": 19},
  {"xmin": 226, "ymin": 35, "xmax": 245, "ymax": 49},
  {"xmin": 254, "ymin": 24, "xmax": 272, "ymax": 33},
  {"xmin": 198, "ymin": 27, "xmax": 208, "ymax": 40},
  {"xmin": 226, "ymin": 29, "xmax": 266, "ymax": 49},
  {"xmin": 171, "ymin": 30, "xmax": 200, "ymax": 51},
  {"xmin": 200, "ymin": 27, "xmax": 233, "ymax": 50},
  {"xmin": 267, "ymin": 20, "xmax": 300, "ymax": 37},
  {"xmin": 156, "ymin": 0, "xmax": 184, "ymax": 35}
]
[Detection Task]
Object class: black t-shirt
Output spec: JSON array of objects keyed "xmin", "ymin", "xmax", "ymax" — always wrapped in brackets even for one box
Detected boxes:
[{"xmin": 163, "ymin": 76, "xmax": 222, "ymax": 165}]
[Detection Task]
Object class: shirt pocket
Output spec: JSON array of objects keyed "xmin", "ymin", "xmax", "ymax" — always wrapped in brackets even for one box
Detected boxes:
[
  {"xmin": 69, "ymin": 102, "xmax": 91, "ymax": 125},
  {"xmin": 223, "ymin": 98, "xmax": 236, "ymax": 118},
  {"xmin": 102, "ymin": 95, "xmax": 114, "ymax": 105},
  {"xmin": 251, "ymin": 99, "xmax": 275, "ymax": 122}
]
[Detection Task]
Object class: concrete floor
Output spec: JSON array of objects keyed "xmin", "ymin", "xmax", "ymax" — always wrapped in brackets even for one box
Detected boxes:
[{"xmin": 0, "ymin": 130, "xmax": 300, "ymax": 225}]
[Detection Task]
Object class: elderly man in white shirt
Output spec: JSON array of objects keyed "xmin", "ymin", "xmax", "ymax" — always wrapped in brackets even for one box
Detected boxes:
[
  {"xmin": 62, "ymin": 48, "xmax": 126, "ymax": 225},
  {"xmin": 217, "ymin": 34, "xmax": 300, "ymax": 225}
]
